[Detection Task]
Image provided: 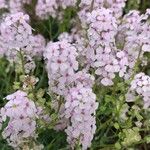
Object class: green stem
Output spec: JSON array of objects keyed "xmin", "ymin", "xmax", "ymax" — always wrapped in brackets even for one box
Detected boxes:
[
  {"xmin": 130, "ymin": 48, "xmax": 142, "ymax": 81},
  {"xmin": 35, "ymin": 66, "xmax": 46, "ymax": 90},
  {"xmin": 97, "ymin": 117, "xmax": 113, "ymax": 132},
  {"xmin": 19, "ymin": 50, "xmax": 25, "ymax": 75},
  {"xmin": 31, "ymin": 85, "xmax": 37, "ymax": 101}
]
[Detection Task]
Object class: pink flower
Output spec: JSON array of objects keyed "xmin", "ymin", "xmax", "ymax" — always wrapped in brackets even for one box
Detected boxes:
[
  {"xmin": 126, "ymin": 73, "xmax": 150, "ymax": 108},
  {"xmin": 44, "ymin": 41, "xmax": 78, "ymax": 95},
  {"xmin": 64, "ymin": 85, "xmax": 98, "ymax": 149},
  {"xmin": 0, "ymin": 90, "xmax": 47, "ymax": 148}
]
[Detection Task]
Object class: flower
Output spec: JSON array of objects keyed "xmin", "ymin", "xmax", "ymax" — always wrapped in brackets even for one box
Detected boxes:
[
  {"xmin": 126, "ymin": 73, "xmax": 150, "ymax": 108},
  {"xmin": 0, "ymin": 90, "xmax": 41, "ymax": 148},
  {"xmin": 65, "ymin": 84, "xmax": 98, "ymax": 149},
  {"xmin": 44, "ymin": 40, "xmax": 78, "ymax": 95},
  {"xmin": 0, "ymin": 12, "xmax": 32, "ymax": 49}
]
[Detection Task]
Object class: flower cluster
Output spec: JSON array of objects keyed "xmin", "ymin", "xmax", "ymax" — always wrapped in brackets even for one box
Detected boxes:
[
  {"xmin": 117, "ymin": 10, "xmax": 150, "ymax": 79},
  {"xmin": 65, "ymin": 84, "xmax": 98, "ymax": 149},
  {"xmin": 126, "ymin": 73, "xmax": 150, "ymax": 109},
  {"xmin": 44, "ymin": 40, "xmax": 78, "ymax": 95},
  {"xmin": 9, "ymin": 0, "xmax": 31, "ymax": 13},
  {"xmin": 51, "ymin": 70, "xmax": 96, "ymax": 133},
  {"xmin": 44, "ymin": 38, "xmax": 98, "ymax": 149},
  {"xmin": 0, "ymin": 0, "xmax": 150, "ymax": 150},
  {"xmin": 0, "ymin": 0, "xmax": 31, "ymax": 12},
  {"xmin": 36, "ymin": 0, "xmax": 58, "ymax": 19},
  {"xmin": 0, "ymin": 12, "xmax": 45, "ymax": 75},
  {"xmin": 0, "ymin": 0, "xmax": 7, "ymax": 9},
  {"xmin": 23, "ymin": 34, "xmax": 46, "ymax": 57},
  {"xmin": 0, "ymin": 90, "xmax": 38, "ymax": 148},
  {"xmin": 78, "ymin": 0, "xmax": 126, "ymax": 27},
  {"xmin": 0, "ymin": 12, "xmax": 32, "ymax": 50},
  {"xmin": 74, "ymin": 70, "xmax": 95, "ymax": 88},
  {"xmin": 75, "ymin": 7, "xmax": 150, "ymax": 86},
  {"xmin": 85, "ymin": 8, "xmax": 129, "ymax": 85},
  {"xmin": 35, "ymin": 0, "xmax": 77, "ymax": 20}
]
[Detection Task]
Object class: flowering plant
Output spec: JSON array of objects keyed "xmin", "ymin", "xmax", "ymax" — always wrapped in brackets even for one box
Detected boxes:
[{"xmin": 0, "ymin": 0, "xmax": 150, "ymax": 149}]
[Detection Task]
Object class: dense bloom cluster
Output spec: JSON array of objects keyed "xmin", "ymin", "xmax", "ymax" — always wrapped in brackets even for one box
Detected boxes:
[
  {"xmin": 65, "ymin": 84, "xmax": 98, "ymax": 149},
  {"xmin": 24, "ymin": 34, "xmax": 46, "ymax": 57},
  {"xmin": 9, "ymin": 0, "xmax": 31, "ymax": 13},
  {"xmin": 126, "ymin": 73, "xmax": 150, "ymax": 109},
  {"xmin": 0, "ymin": 12, "xmax": 45, "ymax": 71},
  {"xmin": 52, "ymin": 70, "xmax": 95, "ymax": 133},
  {"xmin": 0, "ymin": 90, "xmax": 38, "ymax": 148},
  {"xmin": 102, "ymin": 9, "xmax": 150, "ymax": 80},
  {"xmin": 0, "ymin": 12, "xmax": 32, "ymax": 50},
  {"xmin": 117, "ymin": 10, "xmax": 150, "ymax": 74},
  {"xmin": 0, "ymin": 0, "xmax": 31, "ymax": 12},
  {"xmin": 45, "ymin": 36, "xmax": 97, "ymax": 148},
  {"xmin": 86, "ymin": 8, "xmax": 117, "ymax": 48},
  {"xmin": 106, "ymin": 0, "xmax": 127, "ymax": 18},
  {"xmin": 36, "ymin": 0, "xmax": 58, "ymax": 19},
  {"xmin": 79, "ymin": 0, "xmax": 126, "ymax": 27},
  {"xmin": 74, "ymin": 70, "xmax": 95, "ymax": 88},
  {"xmin": 44, "ymin": 41, "xmax": 78, "ymax": 95},
  {"xmin": 0, "ymin": 0, "xmax": 7, "ymax": 9},
  {"xmin": 58, "ymin": 32, "xmax": 74, "ymax": 43},
  {"xmin": 85, "ymin": 8, "xmax": 129, "ymax": 85},
  {"xmin": 76, "ymin": 7, "xmax": 150, "ymax": 86},
  {"xmin": 0, "ymin": 0, "xmax": 150, "ymax": 150},
  {"xmin": 36, "ymin": 0, "xmax": 77, "ymax": 20}
]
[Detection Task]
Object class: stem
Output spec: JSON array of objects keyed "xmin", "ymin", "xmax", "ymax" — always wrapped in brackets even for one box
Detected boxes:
[
  {"xmin": 35, "ymin": 66, "xmax": 46, "ymax": 90},
  {"xmin": 75, "ymin": 138, "xmax": 82, "ymax": 150},
  {"xmin": 97, "ymin": 117, "xmax": 113, "ymax": 132},
  {"xmin": 56, "ymin": 96, "xmax": 64, "ymax": 113},
  {"xmin": 19, "ymin": 50, "xmax": 25, "ymax": 75},
  {"xmin": 31, "ymin": 84, "xmax": 37, "ymax": 101},
  {"xmin": 93, "ymin": 144, "xmax": 115, "ymax": 149},
  {"xmin": 130, "ymin": 48, "xmax": 142, "ymax": 82},
  {"xmin": 144, "ymin": 143, "xmax": 148, "ymax": 150},
  {"xmin": 90, "ymin": 0, "xmax": 95, "ymax": 12}
]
